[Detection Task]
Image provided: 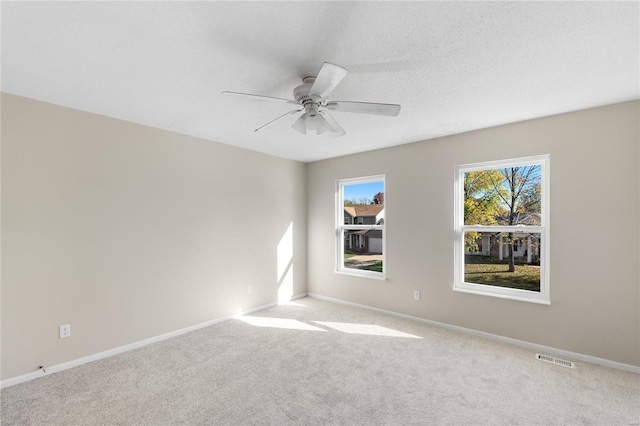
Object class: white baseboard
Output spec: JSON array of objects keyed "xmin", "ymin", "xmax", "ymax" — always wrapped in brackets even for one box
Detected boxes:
[
  {"xmin": 0, "ymin": 295, "xmax": 306, "ymax": 389},
  {"xmin": 307, "ymin": 293, "xmax": 640, "ymax": 375},
  {"xmin": 289, "ymin": 292, "xmax": 308, "ymax": 301},
  {"xmin": 5, "ymin": 290, "xmax": 633, "ymax": 389}
]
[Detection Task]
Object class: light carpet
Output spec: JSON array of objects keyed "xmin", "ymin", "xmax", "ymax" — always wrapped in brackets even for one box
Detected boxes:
[{"xmin": 1, "ymin": 297, "xmax": 638, "ymax": 425}]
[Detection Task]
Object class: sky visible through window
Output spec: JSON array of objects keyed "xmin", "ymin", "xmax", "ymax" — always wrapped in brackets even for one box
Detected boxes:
[{"xmin": 344, "ymin": 181, "xmax": 384, "ymax": 203}]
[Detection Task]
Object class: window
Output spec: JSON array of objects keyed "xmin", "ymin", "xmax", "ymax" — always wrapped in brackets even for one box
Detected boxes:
[
  {"xmin": 454, "ymin": 155, "xmax": 549, "ymax": 304},
  {"xmin": 336, "ymin": 175, "xmax": 385, "ymax": 279}
]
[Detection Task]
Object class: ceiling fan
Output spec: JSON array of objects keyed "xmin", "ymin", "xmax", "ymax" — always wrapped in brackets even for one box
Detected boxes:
[{"xmin": 222, "ymin": 62, "xmax": 401, "ymax": 137}]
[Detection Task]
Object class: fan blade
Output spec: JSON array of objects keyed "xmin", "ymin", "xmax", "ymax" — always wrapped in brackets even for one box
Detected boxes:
[
  {"xmin": 320, "ymin": 111, "xmax": 346, "ymax": 138},
  {"xmin": 325, "ymin": 101, "xmax": 401, "ymax": 116},
  {"xmin": 222, "ymin": 91, "xmax": 298, "ymax": 105},
  {"xmin": 255, "ymin": 109, "xmax": 302, "ymax": 132},
  {"xmin": 309, "ymin": 62, "xmax": 348, "ymax": 100}
]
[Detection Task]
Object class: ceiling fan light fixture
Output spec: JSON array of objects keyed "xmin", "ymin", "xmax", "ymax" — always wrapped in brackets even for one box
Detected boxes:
[
  {"xmin": 302, "ymin": 103, "xmax": 324, "ymax": 131},
  {"xmin": 305, "ymin": 113, "xmax": 324, "ymax": 131},
  {"xmin": 291, "ymin": 115, "xmax": 307, "ymax": 134},
  {"xmin": 330, "ymin": 126, "xmax": 345, "ymax": 138},
  {"xmin": 317, "ymin": 115, "xmax": 332, "ymax": 135}
]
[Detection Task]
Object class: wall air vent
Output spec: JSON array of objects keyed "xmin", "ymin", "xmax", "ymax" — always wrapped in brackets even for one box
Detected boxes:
[{"xmin": 535, "ymin": 353, "xmax": 575, "ymax": 368}]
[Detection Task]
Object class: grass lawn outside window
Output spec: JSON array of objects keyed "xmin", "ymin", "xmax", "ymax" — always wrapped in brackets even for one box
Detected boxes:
[{"xmin": 464, "ymin": 255, "xmax": 540, "ymax": 292}]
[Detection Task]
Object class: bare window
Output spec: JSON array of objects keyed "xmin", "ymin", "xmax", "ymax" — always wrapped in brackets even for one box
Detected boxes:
[
  {"xmin": 455, "ymin": 156, "xmax": 549, "ymax": 304},
  {"xmin": 336, "ymin": 175, "xmax": 385, "ymax": 279}
]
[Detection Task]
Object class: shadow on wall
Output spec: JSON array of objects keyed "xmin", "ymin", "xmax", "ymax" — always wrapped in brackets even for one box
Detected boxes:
[{"xmin": 277, "ymin": 222, "xmax": 294, "ymax": 304}]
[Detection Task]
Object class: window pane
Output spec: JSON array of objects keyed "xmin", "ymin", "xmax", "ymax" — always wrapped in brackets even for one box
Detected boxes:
[
  {"xmin": 464, "ymin": 231, "xmax": 541, "ymax": 292},
  {"xmin": 464, "ymin": 165, "xmax": 541, "ymax": 226},
  {"xmin": 343, "ymin": 229, "xmax": 384, "ymax": 272}
]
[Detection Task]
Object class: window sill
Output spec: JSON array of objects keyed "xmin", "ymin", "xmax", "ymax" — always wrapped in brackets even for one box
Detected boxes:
[
  {"xmin": 335, "ymin": 269, "xmax": 387, "ymax": 281},
  {"xmin": 453, "ymin": 285, "xmax": 550, "ymax": 305}
]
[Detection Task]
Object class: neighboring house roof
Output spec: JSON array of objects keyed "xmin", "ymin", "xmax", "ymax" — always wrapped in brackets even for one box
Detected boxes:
[
  {"xmin": 344, "ymin": 204, "xmax": 384, "ymax": 217},
  {"xmin": 344, "ymin": 206, "xmax": 356, "ymax": 217}
]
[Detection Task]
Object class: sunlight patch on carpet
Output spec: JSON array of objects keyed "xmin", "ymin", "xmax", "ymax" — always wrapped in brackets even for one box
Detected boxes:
[
  {"xmin": 239, "ymin": 316, "xmax": 326, "ymax": 332},
  {"xmin": 313, "ymin": 321, "xmax": 422, "ymax": 339}
]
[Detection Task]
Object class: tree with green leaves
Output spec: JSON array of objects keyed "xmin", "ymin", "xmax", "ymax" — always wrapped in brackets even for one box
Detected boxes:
[
  {"xmin": 463, "ymin": 170, "xmax": 505, "ymax": 251},
  {"xmin": 489, "ymin": 165, "xmax": 541, "ymax": 272},
  {"xmin": 464, "ymin": 170, "xmax": 505, "ymax": 226}
]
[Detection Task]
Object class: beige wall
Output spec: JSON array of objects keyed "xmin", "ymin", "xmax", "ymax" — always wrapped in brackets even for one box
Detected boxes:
[
  {"xmin": 1, "ymin": 94, "xmax": 307, "ymax": 380},
  {"xmin": 2, "ymin": 94, "xmax": 638, "ymax": 381},
  {"xmin": 307, "ymin": 101, "xmax": 640, "ymax": 367}
]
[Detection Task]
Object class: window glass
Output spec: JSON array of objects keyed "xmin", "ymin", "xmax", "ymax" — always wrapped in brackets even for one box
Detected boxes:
[
  {"xmin": 464, "ymin": 231, "xmax": 541, "ymax": 292},
  {"xmin": 337, "ymin": 177, "xmax": 385, "ymax": 278},
  {"xmin": 455, "ymin": 156, "xmax": 549, "ymax": 304},
  {"xmin": 463, "ymin": 166, "xmax": 541, "ymax": 226}
]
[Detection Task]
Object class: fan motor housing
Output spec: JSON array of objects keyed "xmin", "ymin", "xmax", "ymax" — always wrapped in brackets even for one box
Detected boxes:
[
  {"xmin": 293, "ymin": 83, "xmax": 313, "ymax": 104},
  {"xmin": 293, "ymin": 76, "xmax": 323, "ymax": 106}
]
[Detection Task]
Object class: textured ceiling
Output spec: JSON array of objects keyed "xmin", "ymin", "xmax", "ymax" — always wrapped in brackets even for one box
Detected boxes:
[{"xmin": 2, "ymin": 2, "xmax": 638, "ymax": 162}]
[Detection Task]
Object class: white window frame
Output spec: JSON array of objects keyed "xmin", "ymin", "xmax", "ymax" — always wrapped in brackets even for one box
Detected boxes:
[
  {"xmin": 336, "ymin": 175, "xmax": 386, "ymax": 280},
  {"xmin": 454, "ymin": 155, "xmax": 550, "ymax": 304}
]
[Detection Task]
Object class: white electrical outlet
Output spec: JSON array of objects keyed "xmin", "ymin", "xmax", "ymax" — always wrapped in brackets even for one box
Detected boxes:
[
  {"xmin": 247, "ymin": 285, "xmax": 252, "ymax": 294},
  {"xmin": 59, "ymin": 324, "xmax": 71, "ymax": 339},
  {"xmin": 413, "ymin": 291, "xmax": 421, "ymax": 301}
]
